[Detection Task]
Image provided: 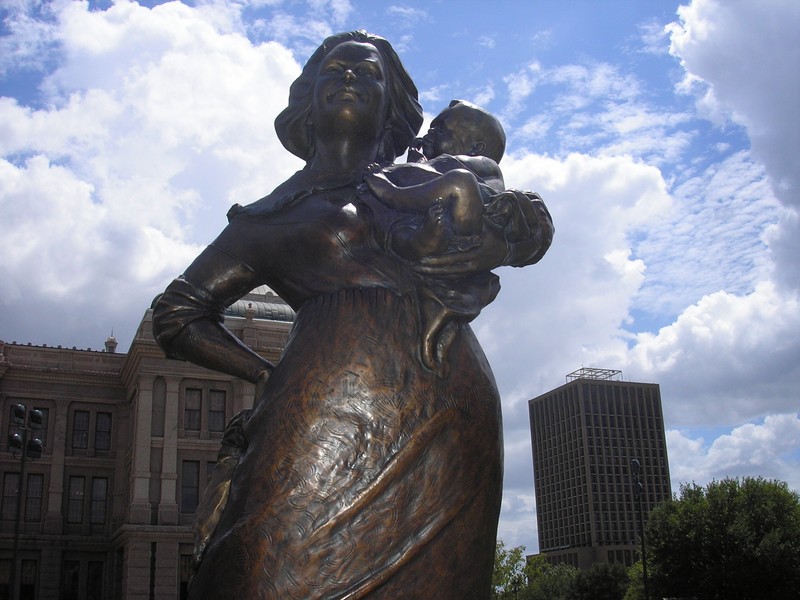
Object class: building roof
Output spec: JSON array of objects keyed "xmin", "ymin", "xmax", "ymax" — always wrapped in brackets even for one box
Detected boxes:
[
  {"xmin": 224, "ymin": 286, "xmax": 295, "ymax": 322},
  {"xmin": 150, "ymin": 285, "xmax": 296, "ymax": 323},
  {"xmin": 225, "ymin": 298, "xmax": 295, "ymax": 322}
]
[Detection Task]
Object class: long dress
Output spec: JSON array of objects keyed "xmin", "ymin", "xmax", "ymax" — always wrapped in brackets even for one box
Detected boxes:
[{"xmin": 154, "ymin": 169, "xmax": 552, "ymax": 599}]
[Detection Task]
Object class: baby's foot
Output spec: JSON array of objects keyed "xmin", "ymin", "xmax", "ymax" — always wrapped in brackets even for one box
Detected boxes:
[
  {"xmin": 416, "ymin": 201, "xmax": 448, "ymax": 255},
  {"xmin": 363, "ymin": 165, "xmax": 395, "ymax": 200}
]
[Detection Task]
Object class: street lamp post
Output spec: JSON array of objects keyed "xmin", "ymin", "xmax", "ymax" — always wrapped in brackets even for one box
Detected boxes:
[
  {"xmin": 7, "ymin": 404, "xmax": 43, "ymax": 600},
  {"xmin": 631, "ymin": 459, "xmax": 650, "ymax": 600}
]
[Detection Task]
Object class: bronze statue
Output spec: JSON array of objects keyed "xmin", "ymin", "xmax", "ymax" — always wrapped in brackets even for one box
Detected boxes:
[{"xmin": 153, "ymin": 31, "xmax": 553, "ymax": 599}]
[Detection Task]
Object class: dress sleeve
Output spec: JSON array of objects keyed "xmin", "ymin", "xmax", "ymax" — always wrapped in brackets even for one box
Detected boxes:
[{"xmin": 152, "ymin": 239, "xmax": 260, "ymax": 361}]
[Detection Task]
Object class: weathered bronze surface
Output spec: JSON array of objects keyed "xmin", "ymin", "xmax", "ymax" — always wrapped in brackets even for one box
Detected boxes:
[{"xmin": 153, "ymin": 31, "xmax": 553, "ymax": 600}]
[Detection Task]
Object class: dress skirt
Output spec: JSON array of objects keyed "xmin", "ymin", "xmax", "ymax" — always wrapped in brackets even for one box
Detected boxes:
[{"xmin": 188, "ymin": 287, "xmax": 503, "ymax": 599}]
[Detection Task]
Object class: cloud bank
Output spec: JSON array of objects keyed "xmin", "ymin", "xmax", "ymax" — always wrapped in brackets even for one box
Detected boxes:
[{"xmin": 0, "ymin": 0, "xmax": 797, "ymax": 553}]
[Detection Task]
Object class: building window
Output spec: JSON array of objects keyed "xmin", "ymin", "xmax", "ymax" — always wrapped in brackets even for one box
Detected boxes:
[
  {"xmin": 184, "ymin": 389, "xmax": 201, "ymax": 431},
  {"xmin": 20, "ymin": 559, "xmax": 37, "ymax": 600},
  {"xmin": 1, "ymin": 473, "xmax": 18, "ymax": 520},
  {"xmin": 0, "ymin": 559, "xmax": 38, "ymax": 600},
  {"xmin": 62, "ymin": 560, "xmax": 80, "ymax": 600},
  {"xmin": 87, "ymin": 561, "xmax": 103, "ymax": 599},
  {"xmin": 0, "ymin": 559, "xmax": 9, "ymax": 599},
  {"xmin": 67, "ymin": 476, "xmax": 86, "ymax": 523},
  {"xmin": 90, "ymin": 478, "xmax": 108, "ymax": 524},
  {"xmin": 72, "ymin": 411, "xmax": 90, "ymax": 449},
  {"xmin": 181, "ymin": 461, "xmax": 199, "ymax": 513},
  {"xmin": 152, "ymin": 378, "xmax": 166, "ymax": 437},
  {"xmin": 179, "ymin": 554, "xmax": 193, "ymax": 600},
  {"xmin": 60, "ymin": 558, "xmax": 104, "ymax": 600},
  {"xmin": 208, "ymin": 390, "xmax": 227, "ymax": 432},
  {"xmin": 25, "ymin": 473, "xmax": 44, "ymax": 522},
  {"xmin": 95, "ymin": 413, "xmax": 112, "ymax": 451}
]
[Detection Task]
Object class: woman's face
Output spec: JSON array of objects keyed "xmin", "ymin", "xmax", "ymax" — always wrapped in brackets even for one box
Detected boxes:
[{"xmin": 312, "ymin": 41, "xmax": 388, "ymax": 136}]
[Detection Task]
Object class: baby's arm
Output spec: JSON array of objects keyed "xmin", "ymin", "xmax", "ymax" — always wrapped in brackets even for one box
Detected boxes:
[{"xmin": 363, "ymin": 164, "xmax": 433, "ymax": 212}]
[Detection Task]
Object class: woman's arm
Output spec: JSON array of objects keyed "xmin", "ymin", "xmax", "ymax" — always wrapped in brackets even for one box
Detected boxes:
[
  {"xmin": 412, "ymin": 190, "xmax": 554, "ymax": 275},
  {"xmin": 152, "ymin": 241, "xmax": 274, "ymax": 384}
]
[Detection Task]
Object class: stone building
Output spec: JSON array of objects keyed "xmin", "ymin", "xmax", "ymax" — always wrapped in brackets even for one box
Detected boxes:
[
  {"xmin": 528, "ymin": 367, "xmax": 671, "ymax": 569},
  {"xmin": 0, "ymin": 288, "xmax": 293, "ymax": 599}
]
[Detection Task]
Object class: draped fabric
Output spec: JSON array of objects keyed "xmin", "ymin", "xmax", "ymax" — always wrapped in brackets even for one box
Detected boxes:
[{"xmin": 153, "ymin": 169, "xmax": 551, "ymax": 598}]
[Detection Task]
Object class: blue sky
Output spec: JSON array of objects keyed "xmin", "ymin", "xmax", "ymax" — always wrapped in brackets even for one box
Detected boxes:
[{"xmin": 1, "ymin": 0, "xmax": 798, "ymax": 553}]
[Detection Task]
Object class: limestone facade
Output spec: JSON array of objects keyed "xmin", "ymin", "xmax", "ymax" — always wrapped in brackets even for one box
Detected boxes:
[{"xmin": 0, "ymin": 290, "xmax": 292, "ymax": 599}]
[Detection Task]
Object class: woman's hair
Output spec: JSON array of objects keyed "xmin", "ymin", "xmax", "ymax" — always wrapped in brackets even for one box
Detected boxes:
[{"xmin": 275, "ymin": 31, "xmax": 423, "ymax": 164}]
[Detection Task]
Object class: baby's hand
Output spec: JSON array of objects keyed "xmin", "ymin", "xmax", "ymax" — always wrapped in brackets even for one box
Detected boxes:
[
  {"xmin": 486, "ymin": 194, "xmax": 513, "ymax": 227},
  {"xmin": 363, "ymin": 164, "xmax": 394, "ymax": 200}
]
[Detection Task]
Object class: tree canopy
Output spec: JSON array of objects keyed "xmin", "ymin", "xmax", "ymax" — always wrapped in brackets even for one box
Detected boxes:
[
  {"xmin": 646, "ymin": 476, "xmax": 800, "ymax": 600},
  {"xmin": 493, "ymin": 477, "xmax": 799, "ymax": 600}
]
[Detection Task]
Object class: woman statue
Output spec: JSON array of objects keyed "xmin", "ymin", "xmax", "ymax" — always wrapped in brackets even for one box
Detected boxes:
[{"xmin": 153, "ymin": 31, "xmax": 552, "ymax": 599}]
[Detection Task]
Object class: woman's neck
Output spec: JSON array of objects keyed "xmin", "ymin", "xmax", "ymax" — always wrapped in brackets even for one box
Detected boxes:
[{"xmin": 308, "ymin": 133, "xmax": 382, "ymax": 178}]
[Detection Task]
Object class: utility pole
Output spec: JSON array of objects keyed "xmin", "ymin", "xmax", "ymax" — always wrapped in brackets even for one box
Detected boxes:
[
  {"xmin": 7, "ymin": 404, "xmax": 43, "ymax": 600},
  {"xmin": 631, "ymin": 459, "xmax": 649, "ymax": 600}
]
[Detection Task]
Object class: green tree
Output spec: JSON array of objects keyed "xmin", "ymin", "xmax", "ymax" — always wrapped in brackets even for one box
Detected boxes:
[
  {"xmin": 491, "ymin": 540, "xmax": 528, "ymax": 599},
  {"xmin": 569, "ymin": 561, "xmax": 628, "ymax": 600},
  {"xmin": 622, "ymin": 560, "xmax": 644, "ymax": 600},
  {"xmin": 646, "ymin": 477, "xmax": 800, "ymax": 600},
  {"xmin": 523, "ymin": 562, "xmax": 578, "ymax": 600}
]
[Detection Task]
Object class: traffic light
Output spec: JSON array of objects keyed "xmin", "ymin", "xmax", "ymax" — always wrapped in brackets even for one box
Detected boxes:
[
  {"xmin": 28, "ymin": 409, "xmax": 43, "ymax": 429},
  {"xmin": 6, "ymin": 405, "xmax": 45, "ymax": 458},
  {"xmin": 8, "ymin": 432, "xmax": 23, "ymax": 454},
  {"xmin": 26, "ymin": 438, "xmax": 43, "ymax": 460},
  {"xmin": 11, "ymin": 404, "xmax": 25, "ymax": 425}
]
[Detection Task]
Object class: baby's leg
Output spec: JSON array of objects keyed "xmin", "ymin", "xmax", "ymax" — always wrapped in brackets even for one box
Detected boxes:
[
  {"xmin": 363, "ymin": 165, "xmax": 405, "ymax": 207},
  {"xmin": 423, "ymin": 169, "xmax": 484, "ymax": 236},
  {"xmin": 365, "ymin": 166, "xmax": 484, "ymax": 231},
  {"xmin": 391, "ymin": 201, "xmax": 448, "ymax": 260}
]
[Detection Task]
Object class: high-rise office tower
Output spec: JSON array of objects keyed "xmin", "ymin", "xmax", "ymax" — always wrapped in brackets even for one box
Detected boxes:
[{"xmin": 528, "ymin": 368, "xmax": 671, "ymax": 569}]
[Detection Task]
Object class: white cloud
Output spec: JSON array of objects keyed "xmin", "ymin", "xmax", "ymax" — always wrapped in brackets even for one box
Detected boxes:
[
  {"xmin": 668, "ymin": 0, "xmax": 800, "ymax": 200},
  {"xmin": 667, "ymin": 414, "xmax": 800, "ymax": 492},
  {"xmin": 476, "ymin": 152, "xmax": 673, "ymax": 552},
  {"xmin": 479, "ymin": 151, "xmax": 672, "ymax": 412},
  {"xmin": 478, "ymin": 35, "xmax": 495, "ymax": 50},
  {"xmin": 1, "ymin": 0, "xmax": 797, "ymax": 553},
  {"xmin": 500, "ymin": 59, "xmax": 697, "ymax": 168},
  {"xmin": 250, "ymin": 11, "xmax": 333, "ymax": 55},
  {"xmin": 386, "ymin": 6, "xmax": 428, "ymax": 24},
  {"xmin": 637, "ymin": 19, "xmax": 670, "ymax": 55},
  {"xmin": 498, "ymin": 488, "xmax": 538, "ymax": 552},
  {"xmin": 0, "ymin": 1, "xmax": 59, "ymax": 76},
  {"xmin": 418, "ymin": 83, "xmax": 449, "ymax": 106},
  {"xmin": 667, "ymin": 0, "xmax": 800, "ymax": 291},
  {"xmin": 470, "ymin": 84, "xmax": 495, "ymax": 109},
  {"xmin": 618, "ymin": 282, "xmax": 800, "ymax": 426},
  {"xmin": 308, "ymin": 0, "xmax": 353, "ymax": 26},
  {"xmin": 500, "ymin": 62, "xmax": 540, "ymax": 123},
  {"xmin": 0, "ymin": 1, "xmax": 302, "ymax": 350},
  {"xmin": 633, "ymin": 151, "xmax": 780, "ymax": 317}
]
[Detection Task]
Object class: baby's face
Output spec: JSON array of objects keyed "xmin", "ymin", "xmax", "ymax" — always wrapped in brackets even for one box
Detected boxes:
[{"xmin": 421, "ymin": 105, "xmax": 484, "ymax": 158}]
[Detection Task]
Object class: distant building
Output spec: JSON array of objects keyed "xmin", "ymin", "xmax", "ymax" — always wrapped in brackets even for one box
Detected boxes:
[
  {"xmin": 528, "ymin": 367, "xmax": 671, "ymax": 569},
  {"xmin": 0, "ymin": 288, "xmax": 293, "ymax": 599}
]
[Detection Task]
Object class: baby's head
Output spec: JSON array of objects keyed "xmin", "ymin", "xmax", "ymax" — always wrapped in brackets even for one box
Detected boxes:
[{"xmin": 421, "ymin": 100, "xmax": 506, "ymax": 162}]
